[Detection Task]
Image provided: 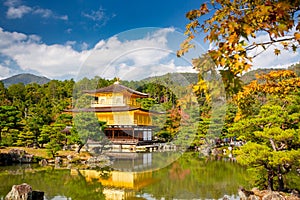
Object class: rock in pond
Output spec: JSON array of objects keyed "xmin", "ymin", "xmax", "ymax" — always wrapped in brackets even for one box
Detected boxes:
[
  {"xmin": 238, "ymin": 187, "xmax": 300, "ymax": 200},
  {"xmin": 5, "ymin": 183, "xmax": 44, "ymax": 200}
]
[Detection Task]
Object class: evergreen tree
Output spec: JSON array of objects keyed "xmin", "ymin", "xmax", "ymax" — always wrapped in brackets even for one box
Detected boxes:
[
  {"xmin": 0, "ymin": 106, "xmax": 22, "ymax": 144},
  {"xmin": 231, "ymin": 71, "xmax": 300, "ymax": 191}
]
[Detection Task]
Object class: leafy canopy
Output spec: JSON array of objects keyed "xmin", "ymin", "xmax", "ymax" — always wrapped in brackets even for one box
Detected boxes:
[
  {"xmin": 178, "ymin": 0, "xmax": 300, "ymax": 94},
  {"xmin": 231, "ymin": 71, "xmax": 300, "ymax": 190}
]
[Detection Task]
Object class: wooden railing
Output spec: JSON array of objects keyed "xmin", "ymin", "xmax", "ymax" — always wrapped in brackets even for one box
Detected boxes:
[{"xmin": 109, "ymin": 138, "xmax": 139, "ymax": 144}]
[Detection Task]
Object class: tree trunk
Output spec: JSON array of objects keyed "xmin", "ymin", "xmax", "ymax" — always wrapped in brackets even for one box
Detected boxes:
[
  {"xmin": 267, "ymin": 170, "xmax": 274, "ymax": 191},
  {"xmin": 76, "ymin": 144, "xmax": 84, "ymax": 154},
  {"xmin": 277, "ymin": 165, "xmax": 285, "ymax": 191}
]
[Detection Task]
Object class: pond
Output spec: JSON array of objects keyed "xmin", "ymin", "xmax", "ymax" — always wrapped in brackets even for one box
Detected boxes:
[{"xmin": 0, "ymin": 152, "xmax": 251, "ymax": 200}]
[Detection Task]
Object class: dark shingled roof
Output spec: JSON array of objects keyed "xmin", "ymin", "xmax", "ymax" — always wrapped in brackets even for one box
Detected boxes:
[{"xmin": 83, "ymin": 83, "xmax": 148, "ymax": 97}]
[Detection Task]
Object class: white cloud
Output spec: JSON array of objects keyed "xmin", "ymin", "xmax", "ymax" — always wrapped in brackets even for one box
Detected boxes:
[
  {"xmin": 33, "ymin": 8, "xmax": 68, "ymax": 21},
  {"xmin": 33, "ymin": 8, "xmax": 53, "ymax": 18},
  {"xmin": 0, "ymin": 28, "xmax": 85, "ymax": 78},
  {"xmin": 6, "ymin": 5, "xmax": 32, "ymax": 19},
  {"xmin": 115, "ymin": 60, "xmax": 195, "ymax": 81},
  {"xmin": 4, "ymin": 0, "xmax": 68, "ymax": 21},
  {"xmin": 82, "ymin": 7, "xmax": 106, "ymax": 21},
  {"xmin": 65, "ymin": 41, "xmax": 76, "ymax": 47},
  {"xmin": 58, "ymin": 15, "xmax": 68, "ymax": 21},
  {"xmin": 78, "ymin": 27, "xmax": 197, "ymax": 81},
  {"xmin": 247, "ymin": 33, "xmax": 300, "ymax": 70},
  {"xmin": 28, "ymin": 34, "xmax": 41, "ymax": 42},
  {"xmin": 80, "ymin": 42, "xmax": 89, "ymax": 51},
  {"xmin": 4, "ymin": 0, "xmax": 20, "ymax": 7},
  {"xmin": 0, "ymin": 27, "xmax": 195, "ymax": 80},
  {"xmin": 79, "ymin": 29, "xmax": 176, "ymax": 79},
  {"xmin": 0, "ymin": 64, "xmax": 11, "ymax": 79},
  {"xmin": 82, "ymin": 7, "xmax": 115, "ymax": 28},
  {"xmin": 0, "ymin": 27, "xmax": 27, "ymax": 47}
]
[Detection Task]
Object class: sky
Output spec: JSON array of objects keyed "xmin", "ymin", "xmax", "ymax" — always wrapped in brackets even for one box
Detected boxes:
[{"xmin": 0, "ymin": 0, "xmax": 299, "ymax": 81}]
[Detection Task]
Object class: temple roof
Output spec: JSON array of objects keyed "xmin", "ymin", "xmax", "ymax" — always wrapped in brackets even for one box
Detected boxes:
[{"xmin": 83, "ymin": 83, "xmax": 148, "ymax": 98}]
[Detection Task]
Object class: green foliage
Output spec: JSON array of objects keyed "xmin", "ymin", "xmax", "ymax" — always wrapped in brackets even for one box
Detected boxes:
[
  {"xmin": 231, "ymin": 71, "xmax": 300, "ymax": 191},
  {"xmin": 16, "ymin": 131, "xmax": 35, "ymax": 147},
  {"xmin": 0, "ymin": 106, "xmax": 22, "ymax": 144},
  {"xmin": 0, "ymin": 81, "xmax": 9, "ymax": 105},
  {"xmin": 45, "ymin": 124, "xmax": 66, "ymax": 158},
  {"xmin": 72, "ymin": 112, "xmax": 106, "ymax": 153},
  {"xmin": 38, "ymin": 125, "xmax": 52, "ymax": 148},
  {"xmin": 46, "ymin": 140, "xmax": 61, "ymax": 158},
  {"xmin": 0, "ymin": 78, "xmax": 75, "ymax": 147},
  {"xmin": 137, "ymin": 98, "xmax": 156, "ymax": 110},
  {"xmin": 73, "ymin": 112, "xmax": 105, "ymax": 142}
]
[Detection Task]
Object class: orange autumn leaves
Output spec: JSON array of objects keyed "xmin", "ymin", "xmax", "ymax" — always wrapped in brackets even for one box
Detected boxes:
[
  {"xmin": 234, "ymin": 70, "xmax": 300, "ymax": 119},
  {"xmin": 178, "ymin": 0, "xmax": 300, "ymax": 94}
]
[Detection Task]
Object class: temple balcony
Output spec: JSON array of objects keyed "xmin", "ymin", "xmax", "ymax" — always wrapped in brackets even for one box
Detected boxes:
[
  {"xmin": 91, "ymin": 100, "xmax": 141, "ymax": 108},
  {"xmin": 91, "ymin": 101, "xmax": 126, "ymax": 107}
]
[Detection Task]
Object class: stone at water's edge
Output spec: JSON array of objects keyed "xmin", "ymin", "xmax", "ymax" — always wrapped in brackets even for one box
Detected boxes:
[
  {"xmin": 0, "ymin": 149, "xmax": 39, "ymax": 165},
  {"xmin": 237, "ymin": 187, "xmax": 300, "ymax": 200},
  {"xmin": 9, "ymin": 149, "xmax": 34, "ymax": 163},
  {"xmin": 5, "ymin": 183, "xmax": 44, "ymax": 200},
  {"xmin": 5, "ymin": 183, "xmax": 31, "ymax": 200},
  {"xmin": 32, "ymin": 191, "xmax": 44, "ymax": 200}
]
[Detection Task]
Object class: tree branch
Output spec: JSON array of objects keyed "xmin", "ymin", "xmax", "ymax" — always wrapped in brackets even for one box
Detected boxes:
[
  {"xmin": 269, "ymin": 138, "xmax": 277, "ymax": 151},
  {"xmin": 277, "ymin": 142, "xmax": 286, "ymax": 151},
  {"xmin": 245, "ymin": 36, "xmax": 296, "ymax": 51}
]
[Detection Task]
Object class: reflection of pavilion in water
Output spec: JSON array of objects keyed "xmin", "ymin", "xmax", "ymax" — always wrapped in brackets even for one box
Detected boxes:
[{"xmin": 71, "ymin": 153, "xmax": 155, "ymax": 200}]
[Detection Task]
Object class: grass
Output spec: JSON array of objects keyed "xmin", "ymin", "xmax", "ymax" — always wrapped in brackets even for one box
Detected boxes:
[{"xmin": 0, "ymin": 146, "xmax": 92, "ymax": 160}]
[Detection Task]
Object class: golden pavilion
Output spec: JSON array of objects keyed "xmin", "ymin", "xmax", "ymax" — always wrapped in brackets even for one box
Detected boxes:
[{"xmin": 82, "ymin": 80, "xmax": 157, "ymax": 146}]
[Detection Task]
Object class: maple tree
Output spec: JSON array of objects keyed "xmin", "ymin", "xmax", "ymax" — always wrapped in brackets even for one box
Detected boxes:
[
  {"xmin": 234, "ymin": 70, "xmax": 300, "ymax": 119},
  {"xmin": 178, "ymin": 0, "xmax": 300, "ymax": 94}
]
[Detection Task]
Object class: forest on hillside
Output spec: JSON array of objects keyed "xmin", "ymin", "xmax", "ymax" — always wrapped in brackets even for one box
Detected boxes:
[{"xmin": 0, "ymin": 67, "xmax": 300, "ymax": 190}]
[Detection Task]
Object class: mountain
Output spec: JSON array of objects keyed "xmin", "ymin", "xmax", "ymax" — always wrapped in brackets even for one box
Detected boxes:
[
  {"xmin": 142, "ymin": 72, "xmax": 198, "ymax": 86},
  {"xmin": 1, "ymin": 73, "xmax": 51, "ymax": 87}
]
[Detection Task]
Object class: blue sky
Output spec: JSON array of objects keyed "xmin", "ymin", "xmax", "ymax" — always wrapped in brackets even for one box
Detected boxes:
[
  {"xmin": 0, "ymin": 0, "xmax": 200, "ymax": 48},
  {"xmin": 0, "ymin": 0, "xmax": 299, "ymax": 80}
]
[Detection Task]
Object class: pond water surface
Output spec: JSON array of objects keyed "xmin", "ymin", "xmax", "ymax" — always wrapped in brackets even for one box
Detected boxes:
[{"xmin": 0, "ymin": 152, "xmax": 251, "ymax": 200}]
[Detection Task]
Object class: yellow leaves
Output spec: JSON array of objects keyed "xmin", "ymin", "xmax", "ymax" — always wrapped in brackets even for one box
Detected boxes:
[
  {"xmin": 193, "ymin": 78, "xmax": 211, "ymax": 102},
  {"xmin": 274, "ymin": 48, "xmax": 281, "ymax": 56},
  {"xmin": 243, "ymin": 24, "xmax": 253, "ymax": 36},
  {"xmin": 257, "ymin": 70, "xmax": 296, "ymax": 81},
  {"xmin": 233, "ymin": 54, "xmax": 239, "ymax": 60},
  {"xmin": 177, "ymin": 36, "xmax": 195, "ymax": 57},
  {"xmin": 200, "ymin": 3, "xmax": 209, "ymax": 15},
  {"xmin": 185, "ymin": 3, "xmax": 209, "ymax": 20},
  {"xmin": 220, "ymin": 57, "xmax": 226, "ymax": 66},
  {"xmin": 234, "ymin": 70, "xmax": 300, "ymax": 118},
  {"xmin": 281, "ymin": 41, "xmax": 288, "ymax": 50},
  {"xmin": 179, "ymin": 0, "xmax": 300, "ymax": 96},
  {"xmin": 277, "ymin": 23, "xmax": 287, "ymax": 34},
  {"xmin": 294, "ymin": 32, "xmax": 300, "ymax": 42},
  {"xmin": 228, "ymin": 32, "xmax": 238, "ymax": 44},
  {"xmin": 185, "ymin": 10, "xmax": 200, "ymax": 20}
]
